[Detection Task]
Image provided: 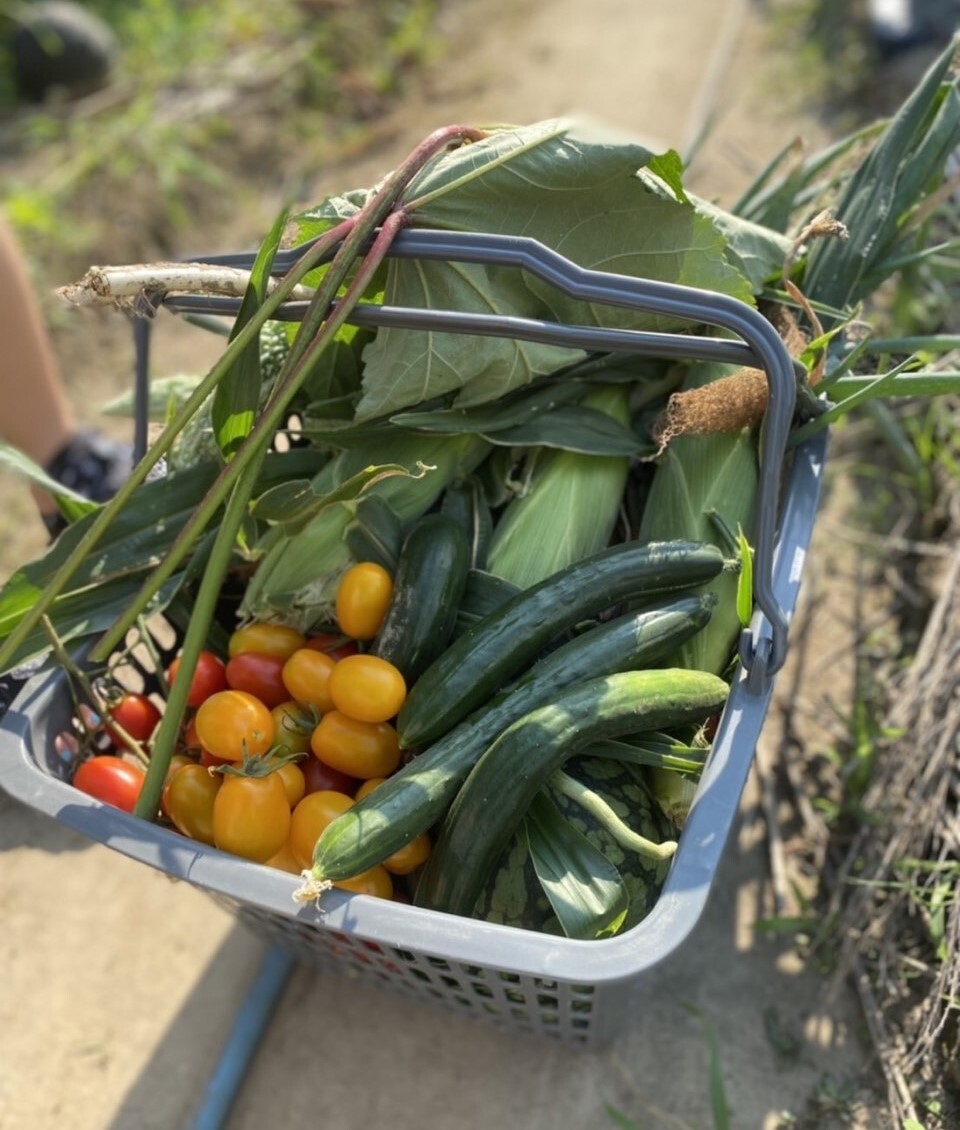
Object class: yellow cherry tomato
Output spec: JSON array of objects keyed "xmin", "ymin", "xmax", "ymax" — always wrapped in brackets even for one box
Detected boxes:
[
  {"xmin": 289, "ymin": 789, "xmax": 355, "ymax": 870},
  {"xmin": 335, "ymin": 562, "xmax": 393, "ymax": 640},
  {"xmin": 281, "ymin": 648, "xmax": 337, "ymax": 712},
  {"xmin": 310, "ymin": 711, "xmax": 401, "ymax": 780},
  {"xmin": 228, "ymin": 622, "xmax": 307, "ymax": 660},
  {"xmin": 327, "ymin": 654, "xmax": 407, "ymax": 723},
  {"xmin": 195, "ymin": 690, "xmax": 276, "ymax": 761}
]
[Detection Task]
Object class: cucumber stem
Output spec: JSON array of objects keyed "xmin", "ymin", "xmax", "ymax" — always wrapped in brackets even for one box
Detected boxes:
[{"xmin": 548, "ymin": 769, "xmax": 678, "ymax": 863}]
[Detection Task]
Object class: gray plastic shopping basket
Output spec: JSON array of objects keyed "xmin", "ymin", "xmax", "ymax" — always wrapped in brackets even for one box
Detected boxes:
[{"xmin": 0, "ymin": 230, "xmax": 828, "ymax": 1046}]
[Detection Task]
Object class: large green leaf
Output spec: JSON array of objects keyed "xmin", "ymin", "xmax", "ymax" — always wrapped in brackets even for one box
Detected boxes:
[
  {"xmin": 524, "ymin": 791, "xmax": 629, "ymax": 941},
  {"xmin": 349, "ymin": 119, "xmax": 756, "ymax": 420}
]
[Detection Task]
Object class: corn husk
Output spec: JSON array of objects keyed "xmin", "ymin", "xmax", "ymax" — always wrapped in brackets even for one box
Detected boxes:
[
  {"xmin": 485, "ymin": 383, "xmax": 632, "ymax": 588},
  {"xmin": 638, "ymin": 361, "xmax": 758, "ymax": 676}
]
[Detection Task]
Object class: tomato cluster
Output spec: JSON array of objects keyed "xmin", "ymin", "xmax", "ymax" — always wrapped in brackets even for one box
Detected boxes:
[{"xmin": 68, "ymin": 561, "xmax": 424, "ymax": 902}]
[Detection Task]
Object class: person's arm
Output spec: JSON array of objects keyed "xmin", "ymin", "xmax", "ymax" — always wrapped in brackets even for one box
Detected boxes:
[{"xmin": 0, "ymin": 214, "xmax": 75, "ymax": 515}]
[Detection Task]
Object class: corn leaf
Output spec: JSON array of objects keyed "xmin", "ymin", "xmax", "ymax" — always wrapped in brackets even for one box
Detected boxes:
[
  {"xmin": 479, "ymin": 405, "xmax": 649, "ymax": 455},
  {"xmin": 803, "ymin": 38, "xmax": 960, "ymax": 314},
  {"xmin": 486, "ymin": 383, "xmax": 631, "ymax": 587},
  {"xmin": 212, "ymin": 209, "xmax": 288, "ymax": 459},
  {"xmin": 524, "ymin": 791, "xmax": 629, "ymax": 941}
]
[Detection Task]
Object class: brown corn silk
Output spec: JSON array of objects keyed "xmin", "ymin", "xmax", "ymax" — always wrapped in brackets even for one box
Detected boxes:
[{"xmin": 652, "ymin": 305, "xmax": 810, "ymax": 449}]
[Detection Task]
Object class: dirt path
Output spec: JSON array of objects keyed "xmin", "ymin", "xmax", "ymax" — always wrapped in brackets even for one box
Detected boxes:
[{"xmin": 0, "ymin": 2, "xmax": 898, "ymax": 1128}]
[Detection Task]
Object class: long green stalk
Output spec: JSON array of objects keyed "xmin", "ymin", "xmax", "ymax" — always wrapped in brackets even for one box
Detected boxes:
[
  {"xmin": 90, "ymin": 125, "xmax": 485, "ymax": 664},
  {"xmin": 133, "ymin": 473, "xmax": 257, "ymax": 818}
]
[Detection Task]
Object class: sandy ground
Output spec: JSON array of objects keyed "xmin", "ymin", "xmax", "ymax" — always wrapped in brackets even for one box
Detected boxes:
[{"xmin": 0, "ymin": 1, "xmax": 900, "ymax": 1128}]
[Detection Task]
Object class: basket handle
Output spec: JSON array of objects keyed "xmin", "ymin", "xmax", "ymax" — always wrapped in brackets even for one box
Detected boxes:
[{"xmin": 150, "ymin": 229, "xmax": 800, "ymax": 690}]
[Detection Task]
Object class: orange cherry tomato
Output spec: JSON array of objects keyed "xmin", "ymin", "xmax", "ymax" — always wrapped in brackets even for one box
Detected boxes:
[
  {"xmin": 309, "ymin": 711, "xmax": 400, "ymax": 780},
  {"xmin": 288, "ymin": 789, "xmax": 355, "ymax": 870},
  {"xmin": 212, "ymin": 772, "xmax": 291, "ymax": 863},
  {"xmin": 353, "ymin": 776, "xmax": 387, "ymax": 801},
  {"xmin": 327, "ymin": 654, "xmax": 407, "ymax": 723},
  {"xmin": 263, "ymin": 757, "xmax": 306, "ymax": 809},
  {"xmin": 281, "ymin": 648, "xmax": 337, "ymax": 712},
  {"xmin": 195, "ymin": 690, "xmax": 276, "ymax": 762},
  {"xmin": 334, "ymin": 865, "xmax": 393, "ymax": 899},
  {"xmin": 228, "ymin": 622, "xmax": 306, "ymax": 660},
  {"xmin": 265, "ymin": 840, "xmax": 302, "ymax": 875},
  {"xmin": 162, "ymin": 763, "xmax": 221, "ymax": 845},
  {"xmin": 335, "ymin": 562, "xmax": 393, "ymax": 640},
  {"xmin": 382, "ymin": 832, "xmax": 431, "ymax": 876}
]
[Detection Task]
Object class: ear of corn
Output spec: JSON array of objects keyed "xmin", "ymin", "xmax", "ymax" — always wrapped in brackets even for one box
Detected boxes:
[
  {"xmin": 485, "ymin": 383, "xmax": 632, "ymax": 588},
  {"xmin": 637, "ymin": 361, "xmax": 758, "ymax": 676}
]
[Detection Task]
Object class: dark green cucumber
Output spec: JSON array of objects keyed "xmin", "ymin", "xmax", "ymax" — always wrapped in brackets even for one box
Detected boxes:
[
  {"xmin": 310, "ymin": 593, "xmax": 716, "ymax": 882},
  {"xmin": 397, "ymin": 539, "xmax": 726, "ymax": 749},
  {"xmin": 413, "ymin": 668, "xmax": 729, "ymax": 917},
  {"xmin": 372, "ymin": 513, "xmax": 470, "ymax": 683}
]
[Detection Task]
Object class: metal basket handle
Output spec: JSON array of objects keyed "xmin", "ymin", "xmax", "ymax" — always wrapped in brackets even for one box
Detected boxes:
[{"xmin": 141, "ymin": 228, "xmax": 800, "ymax": 691}]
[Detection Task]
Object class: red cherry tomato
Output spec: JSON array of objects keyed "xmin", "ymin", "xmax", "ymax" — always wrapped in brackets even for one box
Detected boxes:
[
  {"xmin": 300, "ymin": 755, "xmax": 359, "ymax": 796},
  {"xmin": 195, "ymin": 690, "xmax": 276, "ymax": 762},
  {"xmin": 225, "ymin": 651, "xmax": 289, "ymax": 709},
  {"xmin": 167, "ymin": 650, "xmax": 228, "ymax": 708},
  {"xmin": 305, "ymin": 633, "xmax": 360, "ymax": 660},
  {"xmin": 105, "ymin": 692, "xmax": 162, "ymax": 746},
  {"xmin": 228, "ymin": 622, "xmax": 306, "ymax": 660},
  {"xmin": 73, "ymin": 755, "xmax": 146, "ymax": 812}
]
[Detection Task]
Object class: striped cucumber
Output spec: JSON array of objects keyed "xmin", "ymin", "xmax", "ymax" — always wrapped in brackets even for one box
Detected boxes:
[
  {"xmin": 397, "ymin": 539, "xmax": 727, "ymax": 749},
  {"xmin": 413, "ymin": 668, "xmax": 730, "ymax": 918},
  {"xmin": 310, "ymin": 593, "xmax": 716, "ymax": 882},
  {"xmin": 372, "ymin": 513, "xmax": 470, "ymax": 683}
]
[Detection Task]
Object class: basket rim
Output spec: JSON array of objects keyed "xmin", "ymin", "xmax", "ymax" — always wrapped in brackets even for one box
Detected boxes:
[{"xmin": 0, "ymin": 431, "xmax": 827, "ymax": 986}]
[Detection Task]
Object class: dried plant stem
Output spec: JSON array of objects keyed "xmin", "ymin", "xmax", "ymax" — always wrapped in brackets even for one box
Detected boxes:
[{"xmin": 56, "ymin": 263, "xmax": 314, "ymax": 309}]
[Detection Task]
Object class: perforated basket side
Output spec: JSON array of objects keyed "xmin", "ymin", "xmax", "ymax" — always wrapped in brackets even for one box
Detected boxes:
[{"xmin": 0, "ymin": 431, "xmax": 827, "ymax": 1048}]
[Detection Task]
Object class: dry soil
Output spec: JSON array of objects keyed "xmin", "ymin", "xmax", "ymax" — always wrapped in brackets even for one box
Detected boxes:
[{"xmin": 0, "ymin": 1, "xmax": 909, "ymax": 1128}]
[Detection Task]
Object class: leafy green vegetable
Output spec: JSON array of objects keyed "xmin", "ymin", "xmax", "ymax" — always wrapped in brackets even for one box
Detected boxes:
[
  {"xmin": 291, "ymin": 119, "xmax": 772, "ymax": 422},
  {"xmin": 524, "ymin": 791, "xmax": 629, "ymax": 940}
]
